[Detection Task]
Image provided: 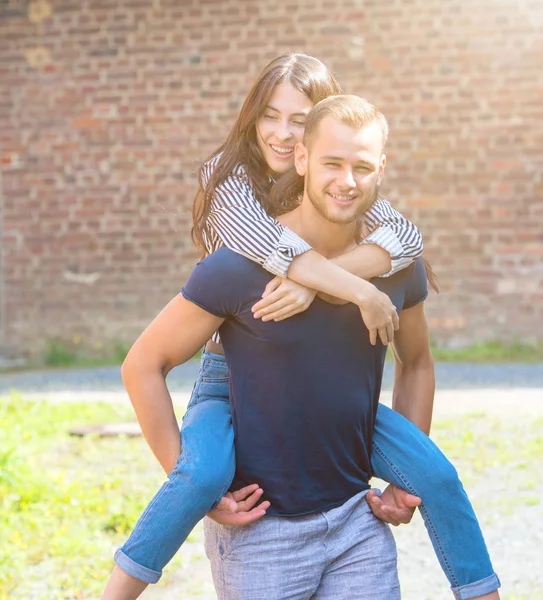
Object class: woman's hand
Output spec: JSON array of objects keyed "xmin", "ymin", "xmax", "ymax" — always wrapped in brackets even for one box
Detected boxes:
[
  {"xmin": 252, "ymin": 277, "xmax": 317, "ymax": 322},
  {"xmin": 207, "ymin": 484, "xmax": 271, "ymax": 526},
  {"xmin": 356, "ymin": 282, "xmax": 400, "ymax": 346}
]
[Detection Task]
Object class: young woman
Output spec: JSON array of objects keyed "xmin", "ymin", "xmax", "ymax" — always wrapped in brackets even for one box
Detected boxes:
[{"xmin": 102, "ymin": 54, "xmax": 500, "ymax": 600}]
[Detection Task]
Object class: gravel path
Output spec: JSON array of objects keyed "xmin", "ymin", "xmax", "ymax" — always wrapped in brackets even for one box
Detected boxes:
[{"xmin": 2, "ymin": 361, "xmax": 543, "ymax": 394}]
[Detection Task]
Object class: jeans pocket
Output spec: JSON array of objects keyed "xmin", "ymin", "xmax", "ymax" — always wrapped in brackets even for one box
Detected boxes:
[
  {"xmin": 184, "ymin": 377, "xmax": 201, "ymax": 413},
  {"xmin": 200, "ymin": 359, "xmax": 229, "ymax": 382},
  {"xmin": 188, "ymin": 357, "xmax": 229, "ymax": 408},
  {"xmin": 196, "ymin": 379, "xmax": 229, "ymax": 405}
]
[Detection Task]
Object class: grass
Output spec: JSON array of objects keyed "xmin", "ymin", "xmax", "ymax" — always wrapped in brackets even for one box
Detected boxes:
[
  {"xmin": 0, "ymin": 395, "xmax": 168, "ymax": 600},
  {"xmin": 0, "ymin": 340, "xmax": 203, "ymax": 374},
  {"xmin": 1, "ymin": 396, "xmax": 542, "ymax": 598},
  {"xmin": 380, "ymin": 339, "xmax": 543, "ymax": 364},
  {"xmin": 434, "ymin": 413, "xmax": 543, "ymax": 482},
  {"xmin": 42, "ymin": 339, "xmax": 131, "ymax": 368},
  {"xmin": 430, "ymin": 339, "xmax": 543, "ymax": 363}
]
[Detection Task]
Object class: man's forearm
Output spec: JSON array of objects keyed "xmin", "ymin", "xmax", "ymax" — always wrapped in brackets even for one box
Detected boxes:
[
  {"xmin": 121, "ymin": 362, "xmax": 181, "ymax": 473},
  {"xmin": 392, "ymin": 360, "xmax": 435, "ymax": 435}
]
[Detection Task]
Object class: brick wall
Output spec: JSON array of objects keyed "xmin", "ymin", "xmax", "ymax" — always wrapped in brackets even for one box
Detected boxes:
[{"xmin": 1, "ymin": 0, "xmax": 542, "ymax": 356}]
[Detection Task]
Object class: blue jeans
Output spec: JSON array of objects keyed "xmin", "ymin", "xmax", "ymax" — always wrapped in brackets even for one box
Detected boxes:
[{"xmin": 115, "ymin": 352, "xmax": 500, "ymax": 600}]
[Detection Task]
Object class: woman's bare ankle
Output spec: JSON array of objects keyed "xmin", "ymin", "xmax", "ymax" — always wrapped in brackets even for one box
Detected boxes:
[
  {"xmin": 101, "ymin": 565, "xmax": 149, "ymax": 600},
  {"xmin": 473, "ymin": 592, "xmax": 500, "ymax": 600}
]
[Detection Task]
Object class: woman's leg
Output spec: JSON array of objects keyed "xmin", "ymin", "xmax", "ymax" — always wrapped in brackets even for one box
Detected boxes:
[
  {"xmin": 102, "ymin": 352, "xmax": 234, "ymax": 598},
  {"xmin": 371, "ymin": 403, "xmax": 500, "ymax": 600}
]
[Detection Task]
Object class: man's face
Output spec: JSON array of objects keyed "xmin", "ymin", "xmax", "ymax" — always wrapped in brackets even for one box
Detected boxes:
[
  {"xmin": 256, "ymin": 82, "xmax": 314, "ymax": 176},
  {"xmin": 295, "ymin": 116, "xmax": 386, "ymax": 224}
]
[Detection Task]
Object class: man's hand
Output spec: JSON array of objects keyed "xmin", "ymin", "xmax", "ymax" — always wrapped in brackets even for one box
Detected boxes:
[
  {"xmin": 366, "ymin": 484, "xmax": 421, "ymax": 526},
  {"xmin": 207, "ymin": 484, "xmax": 271, "ymax": 526},
  {"xmin": 357, "ymin": 283, "xmax": 399, "ymax": 346},
  {"xmin": 252, "ymin": 277, "xmax": 317, "ymax": 322}
]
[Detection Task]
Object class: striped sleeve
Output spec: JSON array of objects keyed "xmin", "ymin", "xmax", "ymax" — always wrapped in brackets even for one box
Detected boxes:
[
  {"xmin": 204, "ymin": 165, "xmax": 312, "ymax": 278},
  {"xmin": 362, "ymin": 198, "xmax": 424, "ymax": 277}
]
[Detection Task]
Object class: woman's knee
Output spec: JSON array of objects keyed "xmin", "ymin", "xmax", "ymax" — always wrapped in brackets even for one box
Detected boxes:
[
  {"xmin": 172, "ymin": 448, "xmax": 234, "ymax": 500},
  {"xmin": 409, "ymin": 447, "xmax": 462, "ymax": 500},
  {"xmin": 374, "ymin": 435, "xmax": 462, "ymax": 499},
  {"xmin": 429, "ymin": 454, "xmax": 461, "ymax": 491}
]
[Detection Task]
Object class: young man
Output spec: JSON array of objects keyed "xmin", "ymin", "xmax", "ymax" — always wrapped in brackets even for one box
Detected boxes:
[{"xmin": 172, "ymin": 95, "xmax": 432, "ymax": 598}]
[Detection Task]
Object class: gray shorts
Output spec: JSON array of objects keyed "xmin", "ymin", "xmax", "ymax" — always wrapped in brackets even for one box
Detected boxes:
[{"xmin": 204, "ymin": 489, "xmax": 400, "ymax": 600}]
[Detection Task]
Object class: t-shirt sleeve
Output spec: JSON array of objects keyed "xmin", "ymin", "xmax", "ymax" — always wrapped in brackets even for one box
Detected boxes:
[
  {"xmin": 402, "ymin": 258, "xmax": 429, "ymax": 310},
  {"xmin": 181, "ymin": 250, "xmax": 245, "ymax": 318}
]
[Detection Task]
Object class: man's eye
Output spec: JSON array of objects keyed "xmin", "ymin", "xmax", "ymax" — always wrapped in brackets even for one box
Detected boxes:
[
  {"xmin": 292, "ymin": 121, "xmax": 305, "ymax": 127},
  {"xmin": 326, "ymin": 163, "xmax": 340, "ymax": 168},
  {"xmin": 355, "ymin": 166, "xmax": 371, "ymax": 173}
]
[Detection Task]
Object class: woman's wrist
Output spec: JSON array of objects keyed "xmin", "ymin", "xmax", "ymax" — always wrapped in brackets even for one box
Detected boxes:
[{"xmin": 351, "ymin": 278, "xmax": 378, "ymax": 307}]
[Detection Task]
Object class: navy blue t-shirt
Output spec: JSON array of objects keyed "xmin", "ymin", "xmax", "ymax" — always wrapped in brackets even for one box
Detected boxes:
[{"xmin": 182, "ymin": 248, "xmax": 428, "ymax": 516}]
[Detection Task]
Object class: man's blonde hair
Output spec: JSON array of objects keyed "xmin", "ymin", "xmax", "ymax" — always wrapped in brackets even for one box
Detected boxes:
[{"xmin": 303, "ymin": 94, "xmax": 389, "ymax": 149}]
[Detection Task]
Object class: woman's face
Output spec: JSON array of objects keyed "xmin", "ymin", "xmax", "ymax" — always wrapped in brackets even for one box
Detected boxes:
[{"xmin": 256, "ymin": 81, "xmax": 314, "ymax": 176}]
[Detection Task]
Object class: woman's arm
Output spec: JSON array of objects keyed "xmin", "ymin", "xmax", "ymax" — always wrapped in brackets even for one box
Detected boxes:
[
  {"xmin": 121, "ymin": 294, "xmax": 224, "ymax": 473},
  {"xmin": 361, "ymin": 198, "xmax": 424, "ymax": 275},
  {"xmin": 318, "ymin": 198, "xmax": 423, "ymax": 283},
  {"xmin": 206, "ymin": 171, "xmax": 398, "ymax": 344},
  {"xmin": 255, "ymin": 199, "xmax": 425, "ymax": 314},
  {"xmin": 204, "ymin": 168, "xmax": 311, "ymax": 278}
]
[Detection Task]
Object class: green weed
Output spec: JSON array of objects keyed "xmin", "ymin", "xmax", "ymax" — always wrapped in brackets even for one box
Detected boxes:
[
  {"xmin": 430, "ymin": 339, "xmax": 543, "ymax": 363},
  {"xmin": 0, "ymin": 395, "xmax": 167, "ymax": 599}
]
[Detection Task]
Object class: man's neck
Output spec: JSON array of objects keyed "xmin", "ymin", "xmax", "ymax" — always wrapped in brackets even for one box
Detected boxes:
[{"xmin": 277, "ymin": 197, "xmax": 358, "ymax": 259}]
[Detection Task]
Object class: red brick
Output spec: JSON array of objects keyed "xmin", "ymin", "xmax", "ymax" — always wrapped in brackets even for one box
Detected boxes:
[{"xmin": 0, "ymin": 0, "xmax": 541, "ymax": 352}]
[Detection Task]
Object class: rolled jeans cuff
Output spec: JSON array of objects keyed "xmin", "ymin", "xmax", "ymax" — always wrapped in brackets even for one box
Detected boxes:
[
  {"xmin": 114, "ymin": 548, "xmax": 162, "ymax": 584},
  {"xmin": 452, "ymin": 572, "xmax": 501, "ymax": 600}
]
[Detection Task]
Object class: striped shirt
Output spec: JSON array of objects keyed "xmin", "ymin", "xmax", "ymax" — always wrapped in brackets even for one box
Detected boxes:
[{"xmin": 201, "ymin": 155, "xmax": 423, "ymax": 278}]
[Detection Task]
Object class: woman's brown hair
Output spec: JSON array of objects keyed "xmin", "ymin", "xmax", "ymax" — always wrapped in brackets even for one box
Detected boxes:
[{"xmin": 191, "ymin": 53, "xmax": 342, "ymax": 254}]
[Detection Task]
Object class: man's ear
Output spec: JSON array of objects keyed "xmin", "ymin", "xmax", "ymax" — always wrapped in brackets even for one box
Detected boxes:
[
  {"xmin": 294, "ymin": 143, "xmax": 308, "ymax": 176},
  {"xmin": 377, "ymin": 153, "xmax": 386, "ymax": 186}
]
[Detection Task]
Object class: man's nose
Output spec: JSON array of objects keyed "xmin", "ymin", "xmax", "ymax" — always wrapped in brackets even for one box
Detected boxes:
[{"xmin": 337, "ymin": 168, "xmax": 356, "ymax": 189}]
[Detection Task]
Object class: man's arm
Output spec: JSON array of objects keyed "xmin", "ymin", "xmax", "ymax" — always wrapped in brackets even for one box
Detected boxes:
[
  {"xmin": 390, "ymin": 301, "xmax": 435, "ymax": 434},
  {"xmin": 366, "ymin": 300, "xmax": 434, "ymax": 524},
  {"xmin": 121, "ymin": 294, "xmax": 224, "ymax": 473}
]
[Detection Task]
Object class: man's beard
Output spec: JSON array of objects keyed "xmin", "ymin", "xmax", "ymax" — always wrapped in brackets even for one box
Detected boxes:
[{"xmin": 305, "ymin": 171, "xmax": 380, "ymax": 225}]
